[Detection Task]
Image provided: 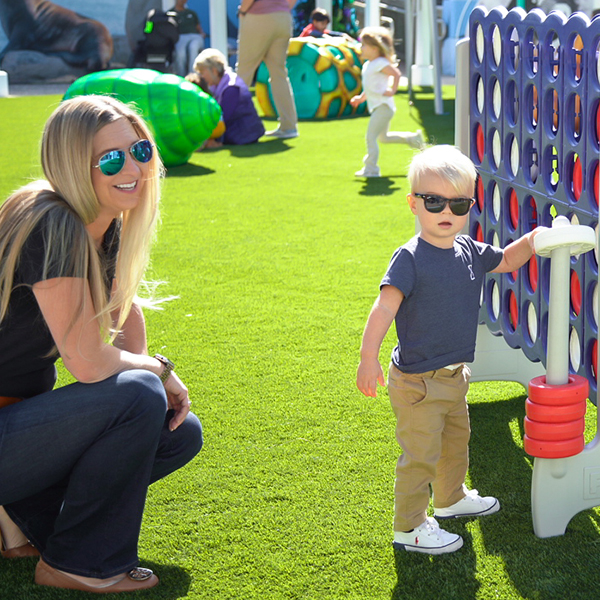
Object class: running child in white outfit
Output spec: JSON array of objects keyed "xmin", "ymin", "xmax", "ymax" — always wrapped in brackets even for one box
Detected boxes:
[{"xmin": 350, "ymin": 27, "xmax": 424, "ymax": 178}]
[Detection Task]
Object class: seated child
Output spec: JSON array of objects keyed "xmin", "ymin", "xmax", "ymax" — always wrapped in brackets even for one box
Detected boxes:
[
  {"xmin": 299, "ymin": 8, "xmax": 352, "ymax": 40},
  {"xmin": 356, "ymin": 145, "xmax": 545, "ymax": 554},
  {"xmin": 193, "ymin": 48, "xmax": 265, "ymax": 147}
]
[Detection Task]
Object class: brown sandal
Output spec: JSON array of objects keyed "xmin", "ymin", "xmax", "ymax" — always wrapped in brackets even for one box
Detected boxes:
[
  {"xmin": 1, "ymin": 542, "xmax": 40, "ymax": 558},
  {"xmin": 35, "ymin": 558, "xmax": 159, "ymax": 593},
  {"xmin": 0, "ymin": 530, "xmax": 39, "ymax": 559}
]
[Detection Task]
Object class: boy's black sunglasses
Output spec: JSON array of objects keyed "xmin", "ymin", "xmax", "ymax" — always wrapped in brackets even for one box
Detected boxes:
[{"xmin": 414, "ymin": 193, "xmax": 475, "ymax": 216}]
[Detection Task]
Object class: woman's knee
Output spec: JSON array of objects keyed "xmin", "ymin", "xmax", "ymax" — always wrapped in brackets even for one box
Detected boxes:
[{"xmin": 115, "ymin": 370, "xmax": 168, "ymax": 422}]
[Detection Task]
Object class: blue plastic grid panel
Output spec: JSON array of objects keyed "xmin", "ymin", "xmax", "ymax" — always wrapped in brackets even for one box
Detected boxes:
[{"xmin": 469, "ymin": 7, "xmax": 600, "ymax": 401}]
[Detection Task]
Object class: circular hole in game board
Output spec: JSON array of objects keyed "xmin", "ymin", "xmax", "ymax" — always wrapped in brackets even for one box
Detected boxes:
[
  {"xmin": 475, "ymin": 23, "xmax": 484, "ymax": 64},
  {"xmin": 543, "ymin": 145, "xmax": 560, "ymax": 193},
  {"xmin": 570, "ymin": 327, "xmax": 581, "ymax": 373},
  {"xmin": 491, "ymin": 129, "xmax": 501, "ymax": 169},
  {"xmin": 491, "ymin": 180, "xmax": 501, "ymax": 222},
  {"xmin": 591, "ymin": 339, "xmax": 598, "ymax": 381},
  {"xmin": 489, "ymin": 279, "xmax": 500, "ymax": 321},
  {"xmin": 594, "ymin": 100, "xmax": 600, "ymax": 148},
  {"xmin": 472, "ymin": 220, "xmax": 484, "ymax": 243},
  {"xmin": 492, "ymin": 25, "xmax": 502, "ymax": 67},
  {"xmin": 508, "ymin": 188, "xmax": 519, "ymax": 231},
  {"xmin": 474, "ymin": 122, "xmax": 484, "ymax": 164},
  {"xmin": 594, "ymin": 225, "xmax": 600, "ymax": 268},
  {"xmin": 571, "ymin": 269, "xmax": 582, "ymax": 317},
  {"xmin": 590, "ymin": 160, "xmax": 599, "ymax": 208},
  {"xmin": 596, "ymin": 39, "xmax": 600, "ymax": 85},
  {"xmin": 544, "ymin": 87, "xmax": 560, "ymax": 137},
  {"xmin": 505, "ymin": 290, "xmax": 519, "ymax": 333},
  {"xmin": 476, "ymin": 175, "xmax": 484, "ymax": 212},
  {"xmin": 524, "ymin": 195, "xmax": 539, "ymax": 231},
  {"xmin": 508, "ymin": 26, "xmax": 520, "ymax": 73},
  {"xmin": 506, "ymin": 79, "xmax": 519, "ymax": 125},
  {"xmin": 546, "ymin": 31, "xmax": 560, "ymax": 80},
  {"xmin": 541, "ymin": 253, "xmax": 551, "ymax": 303},
  {"xmin": 492, "ymin": 231, "xmax": 500, "ymax": 251},
  {"xmin": 571, "ymin": 33, "xmax": 583, "ymax": 84},
  {"xmin": 588, "ymin": 223, "xmax": 598, "ymax": 274},
  {"xmin": 509, "ymin": 135, "xmax": 519, "ymax": 177},
  {"xmin": 591, "ymin": 281, "xmax": 598, "ymax": 329},
  {"xmin": 525, "ymin": 84, "xmax": 538, "ymax": 131},
  {"xmin": 523, "ymin": 139, "xmax": 539, "ymax": 184},
  {"xmin": 565, "ymin": 92, "xmax": 582, "ymax": 143},
  {"xmin": 566, "ymin": 152, "xmax": 582, "ymax": 202},
  {"xmin": 525, "ymin": 28, "xmax": 539, "ymax": 76},
  {"xmin": 492, "ymin": 77, "xmax": 501, "ymax": 119},
  {"xmin": 526, "ymin": 255, "xmax": 538, "ymax": 293},
  {"xmin": 526, "ymin": 301, "xmax": 538, "ymax": 344},
  {"xmin": 475, "ymin": 74, "xmax": 484, "ymax": 115}
]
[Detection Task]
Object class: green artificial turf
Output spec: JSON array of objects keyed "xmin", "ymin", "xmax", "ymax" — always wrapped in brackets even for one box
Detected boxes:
[{"xmin": 1, "ymin": 88, "xmax": 600, "ymax": 599}]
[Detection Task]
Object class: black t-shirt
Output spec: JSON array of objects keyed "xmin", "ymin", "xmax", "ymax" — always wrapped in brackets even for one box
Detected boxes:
[{"xmin": 0, "ymin": 216, "xmax": 120, "ymax": 398}]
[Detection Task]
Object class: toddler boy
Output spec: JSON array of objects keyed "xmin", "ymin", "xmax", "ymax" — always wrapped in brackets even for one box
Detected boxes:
[{"xmin": 356, "ymin": 145, "xmax": 543, "ymax": 554}]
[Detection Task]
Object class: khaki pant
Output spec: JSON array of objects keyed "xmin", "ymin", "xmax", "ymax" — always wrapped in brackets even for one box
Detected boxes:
[
  {"xmin": 388, "ymin": 363, "xmax": 471, "ymax": 531},
  {"xmin": 236, "ymin": 11, "xmax": 298, "ymax": 131}
]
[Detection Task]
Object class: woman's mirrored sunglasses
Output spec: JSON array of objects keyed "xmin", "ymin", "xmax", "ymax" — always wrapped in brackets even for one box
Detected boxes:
[
  {"xmin": 93, "ymin": 139, "xmax": 153, "ymax": 176},
  {"xmin": 414, "ymin": 192, "xmax": 475, "ymax": 216}
]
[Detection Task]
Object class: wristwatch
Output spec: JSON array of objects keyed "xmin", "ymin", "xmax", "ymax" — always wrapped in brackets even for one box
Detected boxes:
[{"xmin": 154, "ymin": 354, "xmax": 174, "ymax": 383}]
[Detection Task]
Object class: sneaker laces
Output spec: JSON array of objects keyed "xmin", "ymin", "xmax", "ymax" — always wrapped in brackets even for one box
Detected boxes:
[{"xmin": 422, "ymin": 517, "xmax": 443, "ymax": 539}]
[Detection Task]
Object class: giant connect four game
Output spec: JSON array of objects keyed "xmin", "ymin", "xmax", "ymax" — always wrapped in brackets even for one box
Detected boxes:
[{"xmin": 468, "ymin": 7, "xmax": 600, "ymax": 403}]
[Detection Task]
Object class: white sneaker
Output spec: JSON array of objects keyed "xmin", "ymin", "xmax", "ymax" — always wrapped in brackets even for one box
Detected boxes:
[
  {"xmin": 434, "ymin": 489, "xmax": 500, "ymax": 519},
  {"xmin": 393, "ymin": 517, "xmax": 463, "ymax": 555},
  {"xmin": 408, "ymin": 129, "xmax": 425, "ymax": 149},
  {"xmin": 264, "ymin": 127, "xmax": 299, "ymax": 139},
  {"xmin": 355, "ymin": 167, "xmax": 380, "ymax": 178}
]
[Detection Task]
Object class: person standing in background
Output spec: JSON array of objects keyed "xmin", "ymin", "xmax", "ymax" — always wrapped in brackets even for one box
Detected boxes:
[
  {"xmin": 168, "ymin": 0, "xmax": 206, "ymax": 76},
  {"xmin": 236, "ymin": 0, "xmax": 299, "ymax": 139}
]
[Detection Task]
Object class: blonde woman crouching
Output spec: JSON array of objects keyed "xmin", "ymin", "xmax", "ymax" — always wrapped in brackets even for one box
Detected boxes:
[{"xmin": 0, "ymin": 95, "xmax": 202, "ymax": 593}]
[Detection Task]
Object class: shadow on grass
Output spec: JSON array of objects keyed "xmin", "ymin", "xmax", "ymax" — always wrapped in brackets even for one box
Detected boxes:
[
  {"xmin": 392, "ymin": 541, "xmax": 479, "ymax": 599},
  {"xmin": 166, "ymin": 163, "xmax": 215, "ymax": 178},
  {"xmin": 410, "ymin": 88, "xmax": 455, "ymax": 146},
  {"xmin": 469, "ymin": 395, "xmax": 600, "ymax": 599},
  {"xmin": 0, "ymin": 559, "xmax": 191, "ymax": 599},
  {"xmin": 357, "ymin": 177, "xmax": 402, "ymax": 197},
  {"xmin": 226, "ymin": 139, "xmax": 294, "ymax": 158},
  {"xmin": 392, "ymin": 392, "xmax": 600, "ymax": 599}
]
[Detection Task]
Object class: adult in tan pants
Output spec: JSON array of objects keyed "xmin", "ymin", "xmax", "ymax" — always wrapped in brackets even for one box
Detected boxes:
[{"xmin": 236, "ymin": 0, "xmax": 299, "ymax": 139}]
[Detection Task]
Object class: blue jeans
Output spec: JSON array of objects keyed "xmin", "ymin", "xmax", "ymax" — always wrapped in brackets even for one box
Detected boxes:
[{"xmin": 0, "ymin": 370, "xmax": 202, "ymax": 578}]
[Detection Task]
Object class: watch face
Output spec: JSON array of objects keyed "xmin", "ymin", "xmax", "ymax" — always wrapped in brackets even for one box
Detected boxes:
[{"xmin": 155, "ymin": 354, "xmax": 174, "ymax": 368}]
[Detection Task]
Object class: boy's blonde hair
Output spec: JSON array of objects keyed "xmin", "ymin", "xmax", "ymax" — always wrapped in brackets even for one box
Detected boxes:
[
  {"xmin": 359, "ymin": 26, "xmax": 396, "ymax": 63},
  {"xmin": 408, "ymin": 145, "xmax": 477, "ymax": 197},
  {"xmin": 194, "ymin": 48, "xmax": 227, "ymax": 76}
]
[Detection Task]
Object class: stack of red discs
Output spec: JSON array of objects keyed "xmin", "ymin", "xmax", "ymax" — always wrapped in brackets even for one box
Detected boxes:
[{"xmin": 523, "ymin": 374, "xmax": 588, "ymax": 458}]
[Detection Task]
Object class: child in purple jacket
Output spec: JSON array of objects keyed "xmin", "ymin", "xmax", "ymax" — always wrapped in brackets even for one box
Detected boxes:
[{"xmin": 193, "ymin": 48, "xmax": 265, "ymax": 146}]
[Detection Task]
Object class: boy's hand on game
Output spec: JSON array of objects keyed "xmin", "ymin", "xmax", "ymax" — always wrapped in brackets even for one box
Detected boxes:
[
  {"xmin": 529, "ymin": 226, "xmax": 548, "ymax": 253},
  {"xmin": 356, "ymin": 358, "xmax": 386, "ymax": 397}
]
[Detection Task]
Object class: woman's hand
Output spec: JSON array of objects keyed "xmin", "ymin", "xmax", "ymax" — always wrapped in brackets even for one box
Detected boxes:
[{"xmin": 163, "ymin": 371, "xmax": 191, "ymax": 431}]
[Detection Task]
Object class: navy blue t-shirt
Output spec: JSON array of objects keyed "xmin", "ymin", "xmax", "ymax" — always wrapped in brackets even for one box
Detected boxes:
[{"xmin": 381, "ymin": 234, "xmax": 503, "ymax": 373}]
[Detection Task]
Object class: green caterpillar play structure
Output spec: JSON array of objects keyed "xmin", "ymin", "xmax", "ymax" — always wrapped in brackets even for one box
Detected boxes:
[{"xmin": 64, "ymin": 68, "xmax": 222, "ymax": 167}]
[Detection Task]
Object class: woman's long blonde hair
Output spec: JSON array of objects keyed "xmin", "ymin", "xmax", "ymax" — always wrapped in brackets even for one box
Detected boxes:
[{"xmin": 0, "ymin": 95, "xmax": 163, "ymax": 343}]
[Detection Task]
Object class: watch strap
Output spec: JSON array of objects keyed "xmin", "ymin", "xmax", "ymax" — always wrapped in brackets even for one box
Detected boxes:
[{"xmin": 154, "ymin": 354, "xmax": 174, "ymax": 383}]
